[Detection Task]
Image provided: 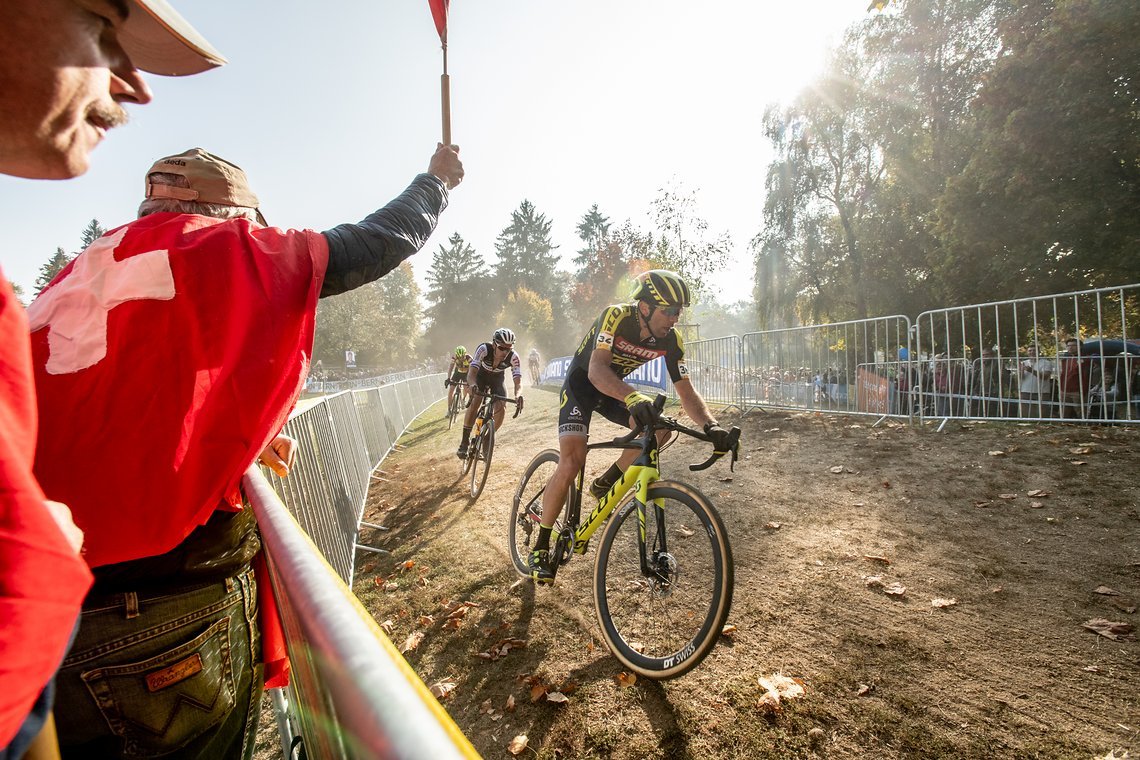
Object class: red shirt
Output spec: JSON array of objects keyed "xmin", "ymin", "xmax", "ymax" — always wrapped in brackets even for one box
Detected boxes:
[
  {"xmin": 0, "ymin": 272, "xmax": 92, "ymax": 746},
  {"xmin": 30, "ymin": 214, "xmax": 329, "ymax": 568}
]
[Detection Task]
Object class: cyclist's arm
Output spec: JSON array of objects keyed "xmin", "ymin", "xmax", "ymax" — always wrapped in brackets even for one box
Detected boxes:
[
  {"xmin": 674, "ymin": 378, "xmax": 717, "ymax": 429},
  {"xmin": 587, "ymin": 348, "xmax": 639, "ymax": 402}
]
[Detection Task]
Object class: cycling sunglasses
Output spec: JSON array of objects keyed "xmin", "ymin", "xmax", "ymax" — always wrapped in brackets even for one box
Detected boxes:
[
  {"xmin": 659, "ymin": 306, "xmax": 683, "ymax": 318},
  {"xmin": 495, "ymin": 342, "xmax": 514, "ymax": 350}
]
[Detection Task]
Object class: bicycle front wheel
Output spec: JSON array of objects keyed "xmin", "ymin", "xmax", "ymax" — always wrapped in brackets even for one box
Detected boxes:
[
  {"xmin": 593, "ymin": 480, "xmax": 733, "ymax": 680},
  {"xmin": 509, "ymin": 449, "xmax": 559, "ymax": 576},
  {"xmin": 469, "ymin": 418, "xmax": 495, "ymax": 499}
]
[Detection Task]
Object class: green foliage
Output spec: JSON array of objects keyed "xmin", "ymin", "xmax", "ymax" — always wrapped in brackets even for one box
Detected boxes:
[
  {"xmin": 35, "ymin": 247, "xmax": 73, "ymax": 295},
  {"xmin": 8, "ymin": 281, "xmax": 25, "ymax": 307},
  {"xmin": 649, "ymin": 182, "xmax": 732, "ymax": 295},
  {"xmin": 937, "ymin": 0, "xmax": 1140, "ymax": 298},
  {"xmin": 312, "ymin": 262, "xmax": 422, "ymax": 370},
  {"xmin": 494, "ymin": 287, "xmax": 554, "ymax": 353},
  {"xmin": 79, "ymin": 219, "xmax": 107, "ymax": 249},
  {"xmin": 423, "ymin": 232, "xmax": 494, "ymax": 357},
  {"xmin": 494, "ymin": 200, "xmax": 560, "ymax": 300}
]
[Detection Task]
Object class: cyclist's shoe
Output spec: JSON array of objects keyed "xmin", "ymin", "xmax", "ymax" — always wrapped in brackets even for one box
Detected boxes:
[
  {"xmin": 456, "ymin": 443, "xmax": 468, "ymax": 460},
  {"xmin": 528, "ymin": 549, "xmax": 557, "ymax": 585}
]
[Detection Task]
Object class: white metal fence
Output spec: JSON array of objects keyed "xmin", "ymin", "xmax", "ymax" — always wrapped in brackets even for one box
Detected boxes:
[{"xmin": 913, "ymin": 284, "xmax": 1139, "ymax": 424}]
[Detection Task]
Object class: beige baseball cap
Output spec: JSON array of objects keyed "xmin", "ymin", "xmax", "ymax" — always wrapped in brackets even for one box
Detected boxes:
[
  {"xmin": 145, "ymin": 148, "xmax": 265, "ymax": 224},
  {"xmin": 120, "ymin": 0, "xmax": 227, "ymax": 76}
]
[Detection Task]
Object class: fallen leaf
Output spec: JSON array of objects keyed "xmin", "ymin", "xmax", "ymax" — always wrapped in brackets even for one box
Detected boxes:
[
  {"xmin": 997, "ymin": 493, "xmax": 1018, "ymax": 500},
  {"xmin": 881, "ymin": 480, "xmax": 891, "ymax": 489},
  {"xmin": 507, "ymin": 735, "xmax": 528, "ymax": 755},
  {"xmin": 444, "ymin": 618, "xmax": 463, "ymax": 630},
  {"xmin": 721, "ymin": 624, "xmax": 738, "ymax": 638},
  {"xmin": 974, "ymin": 500, "xmax": 993, "ymax": 508},
  {"xmin": 757, "ymin": 673, "xmax": 806, "ymax": 712},
  {"xmin": 429, "ymin": 679, "xmax": 456, "ymax": 699},
  {"xmin": 419, "ymin": 615, "xmax": 434, "ymax": 627},
  {"xmin": 401, "ymin": 631, "xmax": 424, "ymax": 653},
  {"xmin": 864, "ymin": 575, "xmax": 884, "ymax": 588},
  {"xmin": 615, "ymin": 672, "xmax": 637, "ymax": 688},
  {"xmin": 1082, "ymin": 665, "xmax": 1100, "ymax": 673},
  {"xmin": 382, "ymin": 580, "xmax": 398, "ymax": 592},
  {"xmin": 480, "ymin": 699, "xmax": 493, "ymax": 714},
  {"xmin": 883, "ymin": 583, "xmax": 906, "ymax": 596},
  {"xmin": 1093, "ymin": 586, "xmax": 1120, "ymax": 596},
  {"xmin": 1069, "ymin": 446, "xmax": 1092, "ymax": 455},
  {"xmin": 505, "ymin": 695, "xmax": 516, "ymax": 711},
  {"xmin": 1082, "ymin": 619, "xmax": 1134, "ymax": 641},
  {"xmin": 400, "ymin": 560, "xmax": 416, "ymax": 571},
  {"xmin": 1029, "ymin": 501, "xmax": 1044, "ymax": 509},
  {"xmin": 417, "ymin": 576, "xmax": 429, "ymax": 587},
  {"xmin": 447, "ymin": 606, "xmax": 470, "ymax": 620},
  {"xmin": 380, "ymin": 619, "xmax": 394, "ymax": 635},
  {"xmin": 545, "ymin": 691, "xmax": 570, "ymax": 704},
  {"xmin": 530, "ymin": 684, "xmax": 547, "ymax": 702},
  {"xmin": 1027, "ymin": 489, "xmax": 1051, "ymax": 497},
  {"xmin": 857, "ymin": 683, "xmax": 874, "ymax": 696},
  {"xmin": 863, "ymin": 555, "xmax": 890, "ymax": 565},
  {"xmin": 1071, "ymin": 460, "xmax": 1088, "ymax": 466},
  {"xmin": 764, "ymin": 522, "xmax": 781, "ymax": 530},
  {"xmin": 931, "ymin": 598, "xmax": 958, "ymax": 609},
  {"xmin": 828, "ymin": 465, "xmax": 845, "ymax": 474},
  {"xmin": 676, "ymin": 524, "xmax": 696, "ymax": 537},
  {"xmin": 987, "ymin": 450, "xmax": 1006, "ymax": 457},
  {"xmin": 509, "ymin": 578, "xmax": 525, "ymax": 591}
]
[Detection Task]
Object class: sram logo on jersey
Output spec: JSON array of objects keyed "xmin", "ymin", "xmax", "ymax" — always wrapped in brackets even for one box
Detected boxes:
[{"xmin": 613, "ymin": 336, "xmax": 665, "ymax": 361}]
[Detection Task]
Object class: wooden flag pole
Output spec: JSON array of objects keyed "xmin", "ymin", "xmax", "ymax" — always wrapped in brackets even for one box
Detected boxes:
[{"xmin": 441, "ymin": 44, "xmax": 452, "ymax": 146}]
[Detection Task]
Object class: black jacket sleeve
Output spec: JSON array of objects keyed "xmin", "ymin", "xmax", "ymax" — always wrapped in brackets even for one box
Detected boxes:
[{"xmin": 319, "ymin": 173, "xmax": 448, "ymax": 298}]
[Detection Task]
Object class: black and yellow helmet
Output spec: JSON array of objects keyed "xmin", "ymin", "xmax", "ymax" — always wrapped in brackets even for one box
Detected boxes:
[{"xmin": 630, "ymin": 269, "xmax": 691, "ymax": 308}]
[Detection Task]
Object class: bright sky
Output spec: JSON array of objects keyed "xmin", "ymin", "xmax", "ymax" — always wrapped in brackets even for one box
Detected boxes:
[{"xmin": 0, "ymin": 0, "xmax": 868, "ymax": 306}]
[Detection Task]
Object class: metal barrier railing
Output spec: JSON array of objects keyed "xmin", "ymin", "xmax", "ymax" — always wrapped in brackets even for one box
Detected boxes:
[
  {"xmin": 914, "ymin": 284, "xmax": 1140, "ymax": 424},
  {"xmin": 673, "ymin": 335, "xmax": 744, "ymax": 409},
  {"xmin": 245, "ymin": 468, "xmax": 478, "ymax": 760},
  {"xmin": 267, "ymin": 373, "xmax": 445, "ymax": 583},
  {"xmin": 741, "ymin": 316, "xmax": 913, "ymax": 418}
]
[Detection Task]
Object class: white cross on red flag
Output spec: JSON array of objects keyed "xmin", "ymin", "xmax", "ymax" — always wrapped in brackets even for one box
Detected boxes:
[{"xmin": 30, "ymin": 213, "xmax": 329, "ymax": 568}]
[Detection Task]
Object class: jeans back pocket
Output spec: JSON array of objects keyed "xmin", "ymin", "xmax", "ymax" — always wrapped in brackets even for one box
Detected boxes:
[{"xmin": 80, "ymin": 617, "xmax": 236, "ymax": 757}]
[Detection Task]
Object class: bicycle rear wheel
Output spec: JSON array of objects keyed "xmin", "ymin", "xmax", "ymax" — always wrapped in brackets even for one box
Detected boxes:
[
  {"xmin": 593, "ymin": 480, "xmax": 733, "ymax": 680},
  {"xmin": 469, "ymin": 418, "xmax": 495, "ymax": 499},
  {"xmin": 509, "ymin": 449, "xmax": 561, "ymax": 576}
]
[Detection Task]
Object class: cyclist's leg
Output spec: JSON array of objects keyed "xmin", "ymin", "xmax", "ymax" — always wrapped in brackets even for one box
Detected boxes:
[
  {"xmin": 457, "ymin": 378, "xmax": 484, "ymax": 457},
  {"xmin": 489, "ymin": 376, "xmax": 508, "ymax": 428}
]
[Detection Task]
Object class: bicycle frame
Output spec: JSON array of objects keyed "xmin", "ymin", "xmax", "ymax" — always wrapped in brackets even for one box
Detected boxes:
[{"xmin": 556, "ymin": 429, "xmax": 667, "ymax": 577}]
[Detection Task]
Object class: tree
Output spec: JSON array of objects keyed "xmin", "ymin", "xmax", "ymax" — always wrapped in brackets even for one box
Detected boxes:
[
  {"xmin": 373, "ymin": 262, "xmax": 422, "ymax": 367},
  {"xmin": 423, "ymin": 232, "xmax": 494, "ymax": 357},
  {"xmin": 572, "ymin": 204, "xmax": 612, "ymax": 275},
  {"xmin": 35, "ymin": 247, "xmax": 73, "ymax": 295},
  {"xmin": 8, "ymin": 281, "xmax": 25, "ymax": 307},
  {"xmin": 493, "ymin": 200, "xmax": 560, "ymax": 301},
  {"xmin": 648, "ymin": 182, "xmax": 732, "ymax": 296},
  {"xmin": 494, "ymin": 287, "xmax": 554, "ymax": 354},
  {"xmin": 936, "ymin": 0, "xmax": 1140, "ymax": 297},
  {"xmin": 80, "ymin": 219, "xmax": 107, "ymax": 249}
]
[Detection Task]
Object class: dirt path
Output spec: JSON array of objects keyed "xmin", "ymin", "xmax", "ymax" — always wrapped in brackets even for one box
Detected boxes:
[{"xmin": 350, "ymin": 388, "xmax": 1139, "ymax": 759}]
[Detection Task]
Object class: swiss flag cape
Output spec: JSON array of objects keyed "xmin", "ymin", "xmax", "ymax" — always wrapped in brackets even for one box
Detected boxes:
[
  {"xmin": 29, "ymin": 213, "xmax": 329, "ymax": 569},
  {"xmin": 0, "ymin": 273, "xmax": 92, "ymax": 746}
]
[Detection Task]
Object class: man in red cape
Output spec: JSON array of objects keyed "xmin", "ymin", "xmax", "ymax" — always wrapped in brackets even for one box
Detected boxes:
[
  {"xmin": 0, "ymin": 2, "xmax": 224, "ymax": 757},
  {"xmin": 30, "ymin": 145, "xmax": 463, "ymax": 758}
]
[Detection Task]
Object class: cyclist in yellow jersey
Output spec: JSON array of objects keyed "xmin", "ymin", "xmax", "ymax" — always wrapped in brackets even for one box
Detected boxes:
[
  {"xmin": 445, "ymin": 345, "xmax": 472, "ymax": 411},
  {"xmin": 528, "ymin": 270, "xmax": 734, "ymax": 583}
]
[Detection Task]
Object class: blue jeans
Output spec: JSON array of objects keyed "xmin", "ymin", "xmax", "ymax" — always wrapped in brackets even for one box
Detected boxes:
[{"xmin": 55, "ymin": 567, "xmax": 262, "ymax": 759}]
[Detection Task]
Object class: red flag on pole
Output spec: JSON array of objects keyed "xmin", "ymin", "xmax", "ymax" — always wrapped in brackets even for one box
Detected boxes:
[
  {"xmin": 428, "ymin": 0, "xmax": 449, "ymax": 44},
  {"xmin": 427, "ymin": 0, "xmax": 452, "ymax": 145}
]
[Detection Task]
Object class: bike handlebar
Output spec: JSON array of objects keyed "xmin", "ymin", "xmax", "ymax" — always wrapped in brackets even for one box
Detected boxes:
[{"xmin": 594, "ymin": 394, "xmax": 740, "ymax": 472}]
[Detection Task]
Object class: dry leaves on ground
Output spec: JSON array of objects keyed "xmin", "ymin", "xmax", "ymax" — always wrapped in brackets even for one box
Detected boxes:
[
  {"xmin": 1083, "ymin": 619, "xmax": 1134, "ymax": 641},
  {"xmin": 474, "ymin": 638, "xmax": 527, "ymax": 661},
  {"xmin": 757, "ymin": 673, "xmax": 806, "ymax": 712},
  {"xmin": 931, "ymin": 598, "xmax": 958, "ymax": 609},
  {"xmin": 429, "ymin": 679, "xmax": 456, "ymax": 700},
  {"xmin": 615, "ymin": 672, "xmax": 637, "ymax": 688},
  {"xmin": 507, "ymin": 735, "xmax": 528, "ymax": 755},
  {"xmin": 401, "ymin": 630, "xmax": 424, "ymax": 653}
]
